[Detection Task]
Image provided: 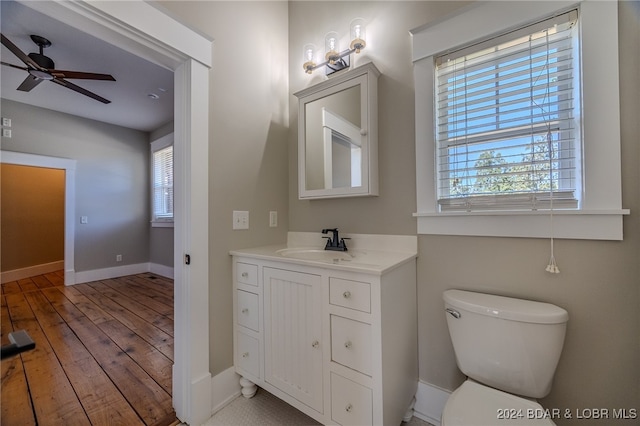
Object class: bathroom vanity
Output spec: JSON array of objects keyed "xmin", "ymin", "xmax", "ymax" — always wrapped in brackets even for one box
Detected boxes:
[{"xmin": 230, "ymin": 232, "xmax": 418, "ymax": 425}]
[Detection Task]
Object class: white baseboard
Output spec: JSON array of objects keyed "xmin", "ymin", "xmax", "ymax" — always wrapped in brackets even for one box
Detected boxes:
[
  {"xmin": 413, "ymin": 380, "xmax": 451, "ymax": 426},
  {"xmin": 73, "ymin": 263, "xmax": 150, "ymax": 285},
  {"xmin": 1, "ymin": 260, "xmax": 65, "ymax": 284},
  {"xmin": 70, "ymin": 262, "xmax": 174, "ymax": 285},
  {"xmin": 206, "ymin": 372, "xmax": 448, "ymax": 424},
  {"xmin": 211, "ymin": 366, "xmax": 242, "ymax": 415},
  {"xmin": 149, "ymin": 262, "xmax": 174, "ymax": 279}
]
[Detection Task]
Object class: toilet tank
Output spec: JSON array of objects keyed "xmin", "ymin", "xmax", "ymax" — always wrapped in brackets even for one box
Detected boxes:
[{"xmin": 443, "ymin": 290, "xmax": 568, "ymax": 399}]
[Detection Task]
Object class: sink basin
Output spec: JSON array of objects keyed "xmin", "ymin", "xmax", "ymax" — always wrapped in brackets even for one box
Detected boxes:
[{"xmin": 276, "ymin": 248, "xmax": 354, "ymax": 263}]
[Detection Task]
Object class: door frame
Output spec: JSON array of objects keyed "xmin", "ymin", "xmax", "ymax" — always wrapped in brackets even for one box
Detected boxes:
[
  {"xmin": 15, "ymin": 1, "xmax": 214, "ymax": 424},
  {"xmin": 0, "ymin": 152, "xmax": 76, "ymax": 284}
]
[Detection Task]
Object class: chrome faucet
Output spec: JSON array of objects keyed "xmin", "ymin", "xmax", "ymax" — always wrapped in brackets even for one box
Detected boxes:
[{"xmin": 322, "ymin": 228, "xmax": 349, "ymax": 251}]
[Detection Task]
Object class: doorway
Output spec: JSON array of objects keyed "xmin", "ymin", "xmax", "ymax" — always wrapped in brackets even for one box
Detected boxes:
[
  {"xmin": 0, "ymin": 152, "xmax": 76, "ymax": 285},
  {"xmin": 1, "ymin": 164, "xmax": 65, "ymax": 283},
  {"xmin": 12, "ymin": 2, "xmax": 214, "ymax": 424}
]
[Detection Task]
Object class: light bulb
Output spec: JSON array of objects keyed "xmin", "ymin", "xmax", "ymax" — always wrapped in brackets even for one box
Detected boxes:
[
  {"xmin": 302, "ymin": 43, "xmax": 317, "ymax": 74},
  {"xmin": 350, "ymin": 18, "xmax": 366, "ymax": 53},
  {"xmin": 325, "ymin": 31, "xmax": 340, "ymax": 64}
]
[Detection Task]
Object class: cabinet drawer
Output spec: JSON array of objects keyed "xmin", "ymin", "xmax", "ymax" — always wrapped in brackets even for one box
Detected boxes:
[
  {"xmin": 236, "ymin": 331, "xmax": 260, "ymax": 378},
  {"xmin": 237, "ymin": 262, "xmax": 258, "ymax": 286},
  {"xmin": 331, "ymin": 315, "xmax": 372, "ymax": 376},
  {"xmin": 236, "ymin": 290, "xmax": 259, "ymax": 332},
  {"xmin": 329, "ymin": 278, "xmax": 371, "ymax": 313},
  {"xmin": 331, "ymin": 372, "xmax": 372, "ymax": 426}
]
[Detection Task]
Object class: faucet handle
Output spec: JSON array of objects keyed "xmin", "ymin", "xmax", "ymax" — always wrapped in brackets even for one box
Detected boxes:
[{"xmin": 338, "ymin": 237, "xmax": 350, "ymax": 250}]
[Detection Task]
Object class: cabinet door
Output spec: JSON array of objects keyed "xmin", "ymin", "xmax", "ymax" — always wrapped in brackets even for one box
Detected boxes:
[{"xmin": 264, "ymin": 267, "xmax": 323, "ymax": 413}]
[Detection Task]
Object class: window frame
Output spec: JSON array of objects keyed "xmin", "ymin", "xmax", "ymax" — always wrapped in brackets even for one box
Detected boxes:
[
  {"xmin": 151, "ymin": 132, "xmax": 174, "ymax": 227},
  {"xmin": 411, "ymin": 0, "xmax": 629, "ymax": 240}
]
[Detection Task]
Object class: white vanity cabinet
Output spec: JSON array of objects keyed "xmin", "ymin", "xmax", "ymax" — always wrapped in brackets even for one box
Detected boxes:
[
  {"xmin": 232, "ymin": 242, "xmax": 418, "ymax": 426},
  {"xmin": 233, "ymin": 262, "xmax": 261, "ymax": 388},
  {"xmin": 263, "ymin": 267, "xmax": 324, "ymax": 413}
]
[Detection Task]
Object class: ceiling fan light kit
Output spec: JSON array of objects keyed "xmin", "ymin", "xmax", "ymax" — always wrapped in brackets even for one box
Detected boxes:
[{"xmin": 1, "ymin": 33, "xmax": 116, "ymax": 104}]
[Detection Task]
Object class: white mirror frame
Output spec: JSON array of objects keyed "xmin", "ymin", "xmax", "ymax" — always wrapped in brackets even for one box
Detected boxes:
[{"xmin": 295, "ymin": 62, "xmax": 379, "ymax": 199}]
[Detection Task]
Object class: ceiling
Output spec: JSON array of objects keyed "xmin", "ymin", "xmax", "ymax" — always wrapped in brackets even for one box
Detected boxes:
[{"xmin": 1, "ymin": 0, "xmax": 174, "ymax": 133}]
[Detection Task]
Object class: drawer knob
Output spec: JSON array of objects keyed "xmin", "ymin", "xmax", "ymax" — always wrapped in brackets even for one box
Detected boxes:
[
  {"xmin": 344, "ymin": 340, "xmax": 352, "ymax": 349},
  {"xmin": 241, "ymin": 272, "xmax": 249, "ymax": 278},
  {"xmin": 345, "ymin": 403, "xmax": 353, "ymax": 413},
  {"xmin": 241, "ymin": 308, "xmax": 249, "ymax": 314},
  {"xmin": 343, "ymin": 291, "xmax": 351, "ymax": 299},
  {"xmin": 311, "ymin": 340, "xmax": 320, "ymax": 348},
  {"xmin": 242, "ymin": 352, "xmax": 249, "ymax": 358}
]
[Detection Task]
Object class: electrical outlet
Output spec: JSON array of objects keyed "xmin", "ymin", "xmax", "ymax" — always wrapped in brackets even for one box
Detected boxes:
[
  {"xmin": 269, "ymin": 211, "xmax": 278, "ymax": 227},
  {"xmin": 80, "ymin": 216, "xmax": 88, "ymax": 224},
  {"xmin": 2, "ymin": 118, "xmax": 11, "ymax": 127},
  {"xmin": 233, "ymin": 210, "xmax": 249, "ymax": 230},
  {"xmin": 2, "ymin": 129, "xmax": 11, "ymax": 138},
  {"xmin": 116, "ymin": 254, "xmax": 122, "ymax": 262}
]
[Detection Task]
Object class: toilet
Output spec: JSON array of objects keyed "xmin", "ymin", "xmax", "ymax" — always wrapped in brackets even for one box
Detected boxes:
[{"xmin": 442, "ymin": 289, "xmax": 568, "ymax": 426}]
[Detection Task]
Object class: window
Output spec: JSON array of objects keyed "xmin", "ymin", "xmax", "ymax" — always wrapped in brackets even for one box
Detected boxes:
[
  {"xmin": 151, "ymin": 134, "xmax": 173, "ymax": 226},
  {"xmin": 411, "ymin": 1, "xmax": 628, "ymax": 240},
  {"xmin": 435, "ymin": 11, "xmax": 578, "ymax": 212}
]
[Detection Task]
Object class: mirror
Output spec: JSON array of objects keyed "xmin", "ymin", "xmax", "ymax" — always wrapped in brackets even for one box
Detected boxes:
[{"xmin": 295, "ymin": 62, "xmax": 379, "ymax": 199}]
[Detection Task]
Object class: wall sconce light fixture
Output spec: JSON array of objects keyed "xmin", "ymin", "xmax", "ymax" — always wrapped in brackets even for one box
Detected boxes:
[{"xmin": 303, "ymin": 18, "xmax": 367, "ymax": 75}]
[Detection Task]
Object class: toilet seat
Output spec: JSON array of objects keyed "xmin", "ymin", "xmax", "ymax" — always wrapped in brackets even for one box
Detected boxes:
[{"xmin": 442, "ymin": 380, "xmax": 556, "ymax": 426}]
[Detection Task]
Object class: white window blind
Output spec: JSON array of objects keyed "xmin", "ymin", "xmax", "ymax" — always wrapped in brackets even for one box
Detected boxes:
[
  {"xmin": 435, "ymin": 10, "xmax": 579, "ymax": 212},
  {"xmin": 153, "ymin": 145, "xmax": 173, "ymax": 221}
]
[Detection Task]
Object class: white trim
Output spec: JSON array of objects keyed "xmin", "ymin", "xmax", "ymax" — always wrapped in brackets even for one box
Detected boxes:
[
  {"xmin": 149, "ymin": 263, "xmax": 174, "ymax": 279},
  {"xmin": 73, "ymin": 263, "xmax": 150, "ymax": 285},
  {"xmin": 1, "ymin": 261, "xmax": 65, "ymax": 284},
  {"xmin": 20, "ymin": 0, "xmax": 211, "ymax": 70},
  {"xmin": 411, "ymin": 1, "xmax": 580, "ymax": 62},
  {"xmin": 15, "ymin": 2, "xmax": 213, "ymax": 423},
  {"xmin": 172, "ymin": 58, "xmax": 212, "ymax": 425},
  {"xmin": 411, "ymin": 0, "xmax": 627, "ymax": 240},
  {"xmin": 1, "ymin": 150, "xmax": 76, "ymax": 284},
  {"xmin": 412, "ymin": 381, "xmax": 451, "ymax": 426},
  {"xmin": 210, "ymin": 366, "xmax": 242, "ymax": 416},
  {"xmin": 67, "ymin": 262, "xmax": 173, "ymax": 285}
]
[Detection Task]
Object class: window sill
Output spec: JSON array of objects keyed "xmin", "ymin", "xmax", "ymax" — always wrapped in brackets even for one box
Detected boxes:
[
  {"xmin": 414, "ymin": 209, "xmax": 630, "ymax": 240},
  {"xmin": 152, "ymin": 221, "xmax": 174, "ymax": 228}
]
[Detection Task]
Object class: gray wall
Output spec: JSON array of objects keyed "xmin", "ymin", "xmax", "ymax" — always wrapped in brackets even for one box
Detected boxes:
[
  {"xmin": 288, "ymin": 1, "xmax": 639, "ymax": 424},
  {"xmin": 157, "ymin": 1, "xmax": 290, "ymax": 374},
  {"xmin": 1, "ymin": 99, "xmax": 151, "ymax": 272}
]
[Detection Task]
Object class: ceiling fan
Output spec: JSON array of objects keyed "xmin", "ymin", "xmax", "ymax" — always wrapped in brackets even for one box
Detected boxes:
[{"xmin": 1, "ymin": 33, "xmax": 115, "ymax": 104}]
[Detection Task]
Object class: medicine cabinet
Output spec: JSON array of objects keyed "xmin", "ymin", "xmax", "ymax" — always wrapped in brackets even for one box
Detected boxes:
[{"xmin": 295, "ymin": 62, "xmax": 379, "ymax": 199}]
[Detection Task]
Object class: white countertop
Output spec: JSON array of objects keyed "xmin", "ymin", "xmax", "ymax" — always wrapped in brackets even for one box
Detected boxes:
[{"xmin": 230, "ymin": 232, "xmax": 417, "ymax": 275}]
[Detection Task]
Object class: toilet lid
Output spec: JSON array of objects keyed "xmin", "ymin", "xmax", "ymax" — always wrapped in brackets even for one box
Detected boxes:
[{"xmin": 442, "ymin": 380, "xmax": 556, "ymax": 426}]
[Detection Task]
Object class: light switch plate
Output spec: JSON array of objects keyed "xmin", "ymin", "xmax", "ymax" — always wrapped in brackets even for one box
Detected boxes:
[
  {"xmin": 233, "ymin": 210, "xmax": 249, "ymax": 230},
  {"xmin": 269, "ymin": 211, "xmax": 278, "ymax": 227}
]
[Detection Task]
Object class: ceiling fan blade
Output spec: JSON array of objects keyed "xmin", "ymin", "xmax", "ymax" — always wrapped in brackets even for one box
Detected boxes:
[
  {"xmin": 49, "ymin": 70, "xmax": 115, "ymax": 81},
  {"xmin": 17, "ymin": 75, "xmax": 43, "ymax": 92},
  {"xmin": 1, "ymin": 61, "xmax": 29, "ymax": 71},
  {"xmin": 0, "ymin": 33, "xmax": 44, "ymax": 71},
  {"xmin": 51, "ymin": 78, "xmax": 111, "ymax": 104}
]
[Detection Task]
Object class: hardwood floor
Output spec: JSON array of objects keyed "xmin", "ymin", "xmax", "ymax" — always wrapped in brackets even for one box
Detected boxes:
[{"xmin": 1, "ymin": 271, "xmax": 179, "ymax": 426}]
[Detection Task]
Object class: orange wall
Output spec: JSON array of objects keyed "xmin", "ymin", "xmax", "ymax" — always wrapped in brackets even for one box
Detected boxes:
[{"xmin": 1, "ymin": 164, "xmax": 65, "ymax": 272}]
